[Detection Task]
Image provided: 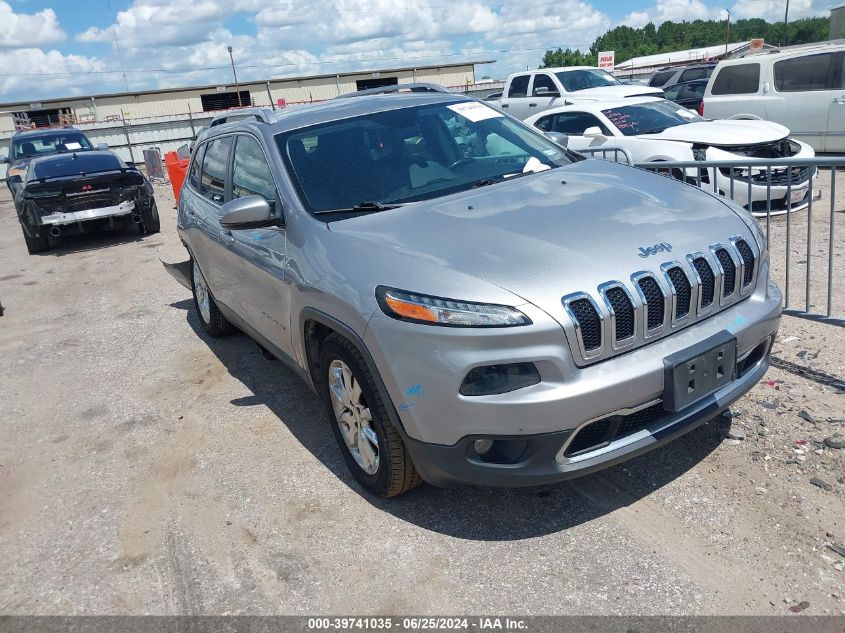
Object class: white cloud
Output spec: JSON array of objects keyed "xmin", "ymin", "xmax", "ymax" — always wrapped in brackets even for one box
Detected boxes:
[
  {"xmin": 622, "ymin": 0, "xmax": 726, "ymax": 29},
  {"xmin": 0, "ymin": 48, "xmax": 105, "ymax": 100},
  {"xmin": 0, "ymin": 1, "xmax": 65, "ymax": 48}
]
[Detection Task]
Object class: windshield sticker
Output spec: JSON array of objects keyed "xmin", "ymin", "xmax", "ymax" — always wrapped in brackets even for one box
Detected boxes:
[
  {"xmin": 520, "ymin": 156, "xmax": 551, "ymax": 174},
  {"xmin": 64, "ymin": 142, "xmax": 82, "ymax": 150},
  {"xmin": 676, "ymin": 109, "xmax": 696, "ymax": 119},
  {"xmin": 447, "ymin": 102, "xmax": 503, "ymax": 123}
]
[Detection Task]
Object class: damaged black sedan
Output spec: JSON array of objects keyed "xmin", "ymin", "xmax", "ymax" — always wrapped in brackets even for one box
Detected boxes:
[{"xmin": 14, "ymin": 150, "xmax": 160, "ymax": 254}]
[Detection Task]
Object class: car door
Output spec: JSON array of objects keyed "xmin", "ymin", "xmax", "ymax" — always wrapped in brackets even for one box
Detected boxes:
[
  {"xmin": 223, "ymin": 134, "xmax": 293, "ymax": 358},
  {"xmin": 826, "ymin": 51, "xmax": 845, "ymax": 152},
  {"xmin": 769, "ymin": 51, "xmax": 836, "ymax": 151},
  {"xmin": 192, "ymin": 135, "xmax": 237, "ymax": 308},
  {"xmin": 499, "ymin": 73, "xmax": 533, "ymax": 119}
]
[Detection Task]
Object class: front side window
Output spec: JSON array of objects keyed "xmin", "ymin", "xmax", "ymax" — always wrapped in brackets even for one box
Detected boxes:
[
  {"xmin": 555, "ymin": 69, "xmax": 621, "ymax": 92},
  {"xmin": 276, "ymin": 100, "xmax": 577, "ymax": 214},
  {"xmin": 551, "ymin": 112, "xmax": 609, "ymax": 135},
  {"xmin": 231, "ymin": 135, "xmax": 277, "ymax": 202},
  {"xmin": 188, "ymin": 144, "xmax": 205, "ymax": 189},
  {"xmin": 12, "ymin": 133, "xmax": 94, "ymax": 159},
  {"xmin": 774, "ymin": 53, "xmax": 835, "ymax": 92},
  {"xmin": 200, "ymin": 136, "xmax": 233, "ymax": 203},
  {"xmin": 532, "ymin": 74, "xmax": 559, "ymax": 96},
  {"xmin": 711, "ymin": 64, "xmax": 760, "ymax": 95},
  {"xmin": 508, "ymin": 75, "xmax": 530, "ymax": 98},
  {"xmin": 663, "ymin": 84, "xmax": 682, "ymax": 100},
  {"xmin": 602, "ymin": 100, "xmax": 702, "ymax": 136}
]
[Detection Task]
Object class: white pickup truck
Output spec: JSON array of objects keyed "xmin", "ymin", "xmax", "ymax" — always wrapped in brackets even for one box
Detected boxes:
[{"xmin": 492, "ymin": 66, "xmax": 664, "ymax": 120}]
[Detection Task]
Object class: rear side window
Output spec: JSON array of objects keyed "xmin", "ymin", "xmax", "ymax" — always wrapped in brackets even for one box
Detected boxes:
[
  {"xmin": 711, "ymin": 64, "xmax": 760, "ymax": 95},
  {"xmin": 681, "ymin": 82, "xmax": 706, "ymax": 99},
  {"xmin": 508, "ymin": 75, "xmax": 530, "ymax": 98},
  {"xmin": 534, "ymin": 115, "xmax": 552, "ymax": 131},
  {"xmin": 679, "ymin": 67, "xmax": 711, "ymax": 82},
  {"xmin": 200, "ymin": 136, "xmax": 233, "ymax": 203},
  {"xmin": 231, "ymin": 135, "xmax": 277, "ymax": 202},
  {"xmin": 774, "ymin": 53, "xmax": 835, "ymax": 92},
  {"xmin": 188, "ymin": 144, "xmax": 205, "ymax": 189},
  {"xmin": 649, "ymin": 71, "xmax": 676, "ymax": 87},
  {"xmin": 663, "ymin": 84, "xmax": 682, "ymax": 100}
]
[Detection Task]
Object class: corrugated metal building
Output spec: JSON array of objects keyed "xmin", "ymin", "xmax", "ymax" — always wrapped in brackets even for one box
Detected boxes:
[{"xmin": 0, "ymin": 61, "xmax": 490, "ymax": 134}]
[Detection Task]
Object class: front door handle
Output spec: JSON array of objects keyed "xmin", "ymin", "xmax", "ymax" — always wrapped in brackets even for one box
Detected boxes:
[
  {"xmin": 222, "ymin": 230, "xmax": 235, "ymax": 245},
  {"xmin": 528, "ymin": 103, "xmax": 538, "ymax": 107},
  {"xmin": 500, "ymin": 103, "xmax": 509, "ymax": 108}
]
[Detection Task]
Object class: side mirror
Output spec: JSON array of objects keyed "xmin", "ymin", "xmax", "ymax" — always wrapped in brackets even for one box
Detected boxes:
[
  {"xmin": 534, "ymin": 86, "xmax": 560, "ymax": 97},
  {"xmin": 0, "ymin": 154, "xmax": 8, "ymax": 164},
  {"xmin": 544, "ymin": 131, "xmax": 569, "ymax": 148},
  {"xmin": 219, "ymin": 195, "xmax": 280, "ymax": 229},
  {"xmin": 97, "ymin": 143, "xmax": 109, "ymax": 150},
  {"xmin": 583, "ymin": 126, "xmax": 605, "ymax": 139}
]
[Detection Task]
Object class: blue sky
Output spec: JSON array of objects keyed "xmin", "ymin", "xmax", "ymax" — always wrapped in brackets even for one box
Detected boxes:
[{"xmin": 0, "ymin": 0, "xmax": 831, "ymax": 102}]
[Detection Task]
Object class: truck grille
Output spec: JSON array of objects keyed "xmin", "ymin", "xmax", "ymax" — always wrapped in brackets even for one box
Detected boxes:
[{"xmin": 562, "ymin": 237, "xmax": 758, "ymax": 364}]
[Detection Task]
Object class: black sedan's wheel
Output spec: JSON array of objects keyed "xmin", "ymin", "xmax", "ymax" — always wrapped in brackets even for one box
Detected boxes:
[
  {"xmin": 139, "ymin": 200, "xmax": 161, "ymax": 235},
  {"xmin": 21, "ymin": 225, "xmax": 49, "ymax": 255},
  {"xmin": 320, "ymin": 333, "xmax": 421, "ymax": 497},
  {"xmin": 191, "ymin": 259, "xmax": 232, "ymax": 337}
]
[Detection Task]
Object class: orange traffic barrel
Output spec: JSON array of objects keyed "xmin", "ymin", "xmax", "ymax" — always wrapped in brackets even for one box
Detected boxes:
[{"xmin": 163, "ymin": 152, "xmax": 190, "ymax": 203}]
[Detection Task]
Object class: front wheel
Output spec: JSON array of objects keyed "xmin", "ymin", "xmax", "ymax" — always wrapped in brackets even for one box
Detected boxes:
[
  {"xmin": 320, "ymin": 333, "xmax": 421, "ymax": 497},
  {"xmin": 191, "ymin": 259, "xmax": 232, "ymax": 337}
]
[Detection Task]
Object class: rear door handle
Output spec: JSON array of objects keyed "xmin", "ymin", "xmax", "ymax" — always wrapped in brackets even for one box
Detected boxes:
[
  {"xmin": 528, "ymin": 103, "xmax": 538, "ymax": 107},
  {"xmin": 222, "ymin": 230, "xmax": 235, "ymax": 245},
  {"xmin": 833, "ymin": 97, "xmax": 845, "ymax": 104}
]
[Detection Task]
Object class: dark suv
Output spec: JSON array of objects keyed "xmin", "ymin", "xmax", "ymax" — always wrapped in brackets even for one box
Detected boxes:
[{"xmin": 648, "ymin": 64, "xmax": 716, "ymax": 88}]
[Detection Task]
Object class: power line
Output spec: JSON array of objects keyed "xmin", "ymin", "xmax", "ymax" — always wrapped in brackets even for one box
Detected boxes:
[{"xmin": 0, "ymin": 45, "xmax": 588, "ymax": 78}]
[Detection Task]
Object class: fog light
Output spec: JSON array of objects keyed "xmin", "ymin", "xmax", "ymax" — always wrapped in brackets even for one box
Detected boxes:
[
  {"xmin": 459, "ymin": 362, "xmax": 541, "ymax": 396},
  {"xmin": 474, "ymin": 439, "xmax": 494, "ymax": 455}
]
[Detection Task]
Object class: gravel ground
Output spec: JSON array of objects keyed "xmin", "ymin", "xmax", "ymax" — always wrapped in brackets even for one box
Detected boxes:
[{"xmin": 0, "ymin": 174, "xmax": 843, "ymax": 616}]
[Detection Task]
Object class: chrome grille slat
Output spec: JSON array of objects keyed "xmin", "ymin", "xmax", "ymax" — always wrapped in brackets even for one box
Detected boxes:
[{"xmin": 562, "ymin": 237, "xmax": 758, "ymax": 365}]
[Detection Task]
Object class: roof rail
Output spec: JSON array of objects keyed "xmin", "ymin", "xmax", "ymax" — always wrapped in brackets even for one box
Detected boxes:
[
  {"xmin": 208, "ymin": 107, "xmax": 277, "ymax": 127},
  {"xmin": 333, "ymin": 82, "xmax": 451, "ymax": 99}
]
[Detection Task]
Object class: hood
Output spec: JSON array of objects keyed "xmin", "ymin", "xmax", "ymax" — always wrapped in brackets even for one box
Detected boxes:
[
  {"xmin": 570, "ymin": 85, "xmax": 664, "ymax": 100},
  {"xmin": 329, "ymin": 160, "xmax": 752, "ymax": 320},
  {"xmin": 642, "ymin": 119, "xmax": 790, "ymax": 146}
]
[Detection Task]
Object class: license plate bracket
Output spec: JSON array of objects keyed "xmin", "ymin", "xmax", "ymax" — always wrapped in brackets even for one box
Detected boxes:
[{"xmin": 663, "ymin": 331, "xmax": 737, "ymax": 412}]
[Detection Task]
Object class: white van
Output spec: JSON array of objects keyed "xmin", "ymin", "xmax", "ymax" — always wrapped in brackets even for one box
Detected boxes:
[{"xmin": 702, "ymin": 44, "xmax": 845, "ymax": 152}]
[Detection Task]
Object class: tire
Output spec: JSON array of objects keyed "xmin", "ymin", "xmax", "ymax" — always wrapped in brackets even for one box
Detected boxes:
[
  {"xmin": 139, "ymin": 199, "xmax": 161, "ymax": 235},
  {"xmin": 191, "ymin": 259, "xmax": 232, "ymax": 337},
  {"xmin": 21, "ymin": 225, "xmax": 49, "ymax": 255},
  {"xmin": 320, "ymin": 333, "xmax": 421, "ymax": 497}
]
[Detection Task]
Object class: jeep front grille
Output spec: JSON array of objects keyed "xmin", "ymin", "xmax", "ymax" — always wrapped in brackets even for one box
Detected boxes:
[{"xmin": 562, "ymin": 237, "xmax": 758, "ymax": 365}]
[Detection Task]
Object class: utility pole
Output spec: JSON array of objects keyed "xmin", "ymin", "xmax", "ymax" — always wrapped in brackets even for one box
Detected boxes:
[
  {"xmin": 783, "ymin": 0, "xmax": 790, "ymax": 46},
  {"xmin": 724, "ymin": 9, "xmax": 731, "ymax": 58},
  {"xmin": 227, "ymin": 46, "xmax": 243, "ymax": 107}
]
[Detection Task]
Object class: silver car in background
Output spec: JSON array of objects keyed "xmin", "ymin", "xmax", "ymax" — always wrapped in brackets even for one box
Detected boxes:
[{"xmin": 165, "ymin": 92, "xmax": 782, "ymax": 497}]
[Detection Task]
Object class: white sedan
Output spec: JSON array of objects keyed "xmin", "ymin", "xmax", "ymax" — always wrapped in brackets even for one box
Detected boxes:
[{"xmin": 525, "ymin": 97, "xmax": 817, "ymax": 216}]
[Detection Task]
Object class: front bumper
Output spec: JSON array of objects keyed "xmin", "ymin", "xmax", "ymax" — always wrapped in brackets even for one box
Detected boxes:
[{"xmin": 401, "ymin": 335, "xmax": 773, "ymax": 487}]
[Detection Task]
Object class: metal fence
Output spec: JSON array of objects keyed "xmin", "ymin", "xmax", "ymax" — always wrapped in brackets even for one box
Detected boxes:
[{"xmin": 579, "ymin": 147, "xmax": 845, "ymax": 325}]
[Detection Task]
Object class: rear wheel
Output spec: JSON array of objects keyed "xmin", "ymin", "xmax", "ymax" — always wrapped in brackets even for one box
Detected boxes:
[
  {"xmin": 191, "ymin": 259, "xmax": 232, "ymax": 337},
  {"xmin": 139, "ymin": 199, "xmax": 161, "ymax": 234},
  {"xmin": 21, "ymin": 225, "xmax": 49, "ymax": 255},
  {"xmin": 320, "ymin": 333, "xmax": 421, "ymax": 497}
]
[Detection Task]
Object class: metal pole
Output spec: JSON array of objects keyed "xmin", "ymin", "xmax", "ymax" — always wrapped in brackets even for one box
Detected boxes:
[
  {"xmin": 227, "ymin": 46, "xmax": 242, "ymax": 107},
  {"xmin": 187, "ymin": 106, "xmax": 196, "ymax": 138},
  {"xmin": 783, "ymin": 0, "xmax": 790, "ymax": 46},
  {"xmin": 121, "ymin": 112, "xmax": 135, "ymax": 164},
  {"xmin": 828, "ymin": 167, "xmax": 836, "ymax": 317},
  {"xmin": 724, "ymin": 9, "xmax": 731, "ymax": 57},
  {"xmin": 266, "ymin": 81, "xmax": 275, "ymax": 110}
]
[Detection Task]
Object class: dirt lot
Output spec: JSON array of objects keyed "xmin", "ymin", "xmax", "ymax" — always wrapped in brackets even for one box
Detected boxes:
[{"xmin": 0, "ymin": 173, "xmax": 843, "ymax": 616}]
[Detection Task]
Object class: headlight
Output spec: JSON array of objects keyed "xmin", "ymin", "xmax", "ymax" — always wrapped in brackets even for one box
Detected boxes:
[
  {"xmin": 376, "ymin": 286, "xmax": 531, "ymax": 327},
  {"xmin": 8, "ymin": 166, "xmax": 26, "ymax": 178}
]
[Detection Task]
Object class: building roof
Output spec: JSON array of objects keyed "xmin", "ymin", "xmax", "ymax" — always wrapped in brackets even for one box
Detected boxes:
[
  {"xmin": 0, "ymin": 60, "xmax": 494, "ymax": 110},
  {"xmin": 615, "ymin": 42, "xmax": 749, "ymax": 71}
]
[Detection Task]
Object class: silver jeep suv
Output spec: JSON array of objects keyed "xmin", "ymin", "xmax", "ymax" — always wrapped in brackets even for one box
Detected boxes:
[{"xmin": 164, "ymin": 92, "xmax": 782, "ymax": 496}]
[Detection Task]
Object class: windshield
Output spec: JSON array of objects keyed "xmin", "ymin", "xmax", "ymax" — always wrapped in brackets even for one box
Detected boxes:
[
  {"xmin": 276, "ymin": 100, "xmax": 575, "ymax": 213},
  {"xmin": 601, "ymin": 100, "xmax": 703, "ymax": 136},
  {"xmin": 12, "ymin": 132, "xmax": 94, "ymax": 160},
  {"xmin": 555, "ymin": 69, "xmax": 621, "ymax": 92}
]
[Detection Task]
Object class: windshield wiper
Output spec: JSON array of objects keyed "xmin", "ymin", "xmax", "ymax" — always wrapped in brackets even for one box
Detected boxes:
[{"xmin": 315, "ymin": 201, "xmax": 402, "ymax": 215}]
